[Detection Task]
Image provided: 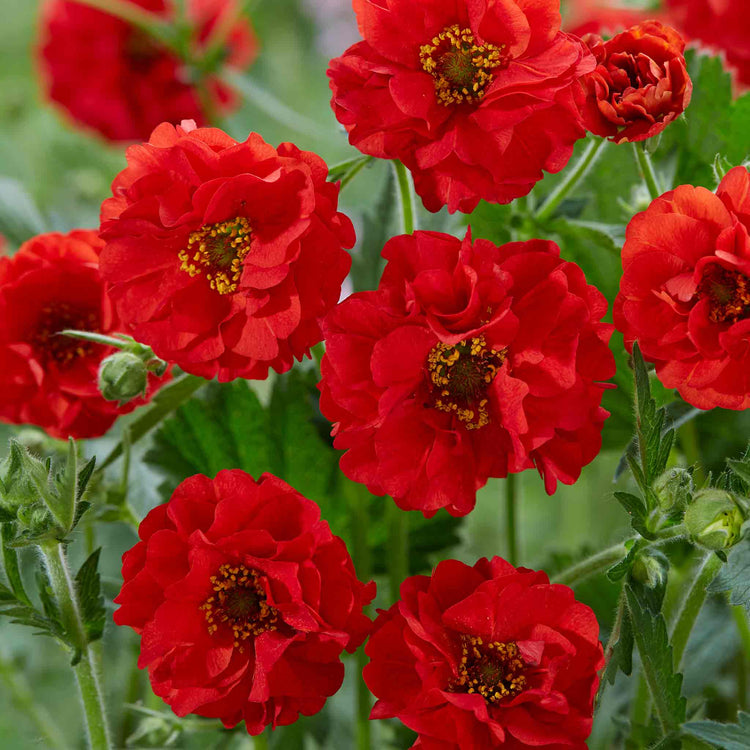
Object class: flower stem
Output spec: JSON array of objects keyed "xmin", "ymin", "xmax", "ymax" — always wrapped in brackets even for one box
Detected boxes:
[
  {"xmin": 733, "ymin": 607, "xmax": 750, "ymax": 709},
  {"xmin": 387, "ymin": 502, "xmax": 410, "ymax": 602},
  {"xmin": 670, "ymin": 552, "xmax": 724, "ymax": 669},
  {"xmin": 632, "ymin": 142, "xmax": 662, "ymax": 200},
  {"xmin": 679, "ymin": 418, "xmax": 706, "ymax": 487},
  {"xmin": 552, "ymin": 525, "xmax": 686, "ymax": 587},
  {"xmin": 348, "ymin": 486, "xmax": 373, "ymax": 750},
  {"xmin": 505, "ymin": 475, "xmax": 519, "ymax": 565},
  {"xmin": 392, "ymin": 160, "xmax": 417, "ymax": 234},
  {"xmin": 61, "ymin": 329, "xmax": 135, "ymax": 350},
  {"xmin": 535, "ymin": 138, "xmax": 607, "ymax": 223},
  {"xmin": 40, "ymin": 543, "xmax": 111, "ymax": 750}
]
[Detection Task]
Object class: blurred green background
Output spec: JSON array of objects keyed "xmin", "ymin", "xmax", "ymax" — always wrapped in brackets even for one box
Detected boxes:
[{"xmin": 0, "ymin": 1, "xmax": 748, "ymax": 748}]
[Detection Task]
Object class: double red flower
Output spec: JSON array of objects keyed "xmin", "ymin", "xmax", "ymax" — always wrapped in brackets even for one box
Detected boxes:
[
  {"xmin": 0, "ymin": 231, "xmax": 164, "ymax": 439},
  {"xmin": 38, "ymin": 0, "xmax": 257, "ymax": 143},
  {"xmin": 114, "ymin": 470, "xmax": 375, "ymax": 733},
  {"xmin": 99, "ymin": 120, "xmax": 355, "ymax": 381},
  {"xmin": 329, "ymin": 0, "xmax": 594, "ymax": 213},
  {"xmin": 319, "ymin": 230, "xmax": 615, "ymax": 517},
  {"xmin": 581, "ymin": 21, "xmax": 691, "ymax": 143},
  {"xmin": 364, "ymin": 557, "xmax": 603, "ymax": 749},
  {"xmin": 615, "ymin": 166, "xmax": 750, "ymax": 410}
]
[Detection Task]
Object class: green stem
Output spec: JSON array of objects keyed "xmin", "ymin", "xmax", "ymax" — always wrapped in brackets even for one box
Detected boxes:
[
  {"xmin": 733, "ymin": 607, "xmax": 750, "ymax": 709},
  {"xmin": 40, "ymin": 543, "xmax": 111, "ymax": 750},
  {"xmin": 632, "ymin": 142, "xmax": 662, "ymax": 200},
  {"xmin": 670, "ymin": 553, "xmax": 724, "ymax": 670},
  {"xmin": 338, "ymin": 156, "xmax": 375, "ymax": 190},
  {"xmin": 61, "ymin": 329, "xmax": 135, "ymax": 350},
  {"xmin": 387, "ymin": 502, "xmax": 409, "ymax": 602},
  {"xmin": 535, "ymin": 138, "xmax": 607, "ymax": 223},
  {"xmin": 349, "ymin": 488, "xmax": 372, "ymax": 750},
  {"xmin": 392, "ymin": 160, "xmax": 417, "ymax": 234},
  {"xmin": 679, "ymin": 418, "xmax": 706, "ymax": 487},
  {"xmin": 0, "ymin": 651, "xmax": 67, "ymax": 750},
  {"xmin": 505, "ymin": 475, "xmax": 518, "ymax": 566},
  {"xmin": 552, "ymin": 525, "xmax": 686, "ymax": 587}
]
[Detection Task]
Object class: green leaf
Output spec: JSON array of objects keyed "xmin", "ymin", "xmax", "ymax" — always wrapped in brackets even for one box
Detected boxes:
[
  {"xmin": 1, "ymin": 523, "xmax": 30, "ymax": 605},
  {"xmin": 601, "ymin": 596, "xmax": 634, "ymax": 687},
  {"xmin": 99, "ymin": 373, "xmax": 207, "ymax": 470},
  {"xmin": 52, "ymin": 439, "xmax": 77, "ymax": 532},
  {"xmin": 708, "ymin": 537, "xmax": 750, "ymax": 613},
  {"xmin": 0, "ymin": 176, "xmax": 46, "ymax": 246},
  {"xmin": 75, "ymin": 548, "xmax": 105, "ymax": 643},
  {"xmin": 625, "ymin": 585, "xmax": 687, "ymax": 733},
  {"xmin": 682, "ymin": 712, "xmax": 750, "ymax": 750}
]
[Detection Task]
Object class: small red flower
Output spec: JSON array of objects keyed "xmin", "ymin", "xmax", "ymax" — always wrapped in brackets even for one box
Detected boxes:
[
  {"xmin": 0, "ymin": 230, "xmax": 166, "ymax": 440},
  {"xmin": 581, "ymin": 21, "xmax": 692, "ymax": 143},
  {"xmin": 615, "ymin": 166, "xmax": 750, "ymax": 410},
  {"xmin": 364, "ymin": 557, "xmax": 603, "ymax": 750},
  {"xmin": 564, "ymin": 0, "xmax": 660, "ymax": 37},
  {"xmin": 665, "ymin": 0, "xmax": 750, "ymax": 89},
  {"xmin": 328, "ymin": 0, "xmax": 594, "ymax": 214},
  {"xmin": 38, "ymin": 0, "xmax": 258, "ymax": 143},
  {"xmin": 99, "ymin": 120, "xmax": 355, "ymax": 381},
  {"xmin": 318, "ymin": 230, "xmax": 614, "ymax": 517},
  {"xmin": 114, "ymin": 470, "xmax": 374, "ymax": 733}
]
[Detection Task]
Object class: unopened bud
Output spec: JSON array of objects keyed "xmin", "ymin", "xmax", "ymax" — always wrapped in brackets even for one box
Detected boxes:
[
  {"xmin": 685, "ymin": 489, "xmax": 745, "ymax": 550},
  {"xmin": 653, "ymin": 467, "xmax": 693, "ymax": 513},
  {"xmin": 631, "ymin": 550, "xmax": 669, "ymax": 590},
  {"xmin": 98, "ymin": 352, "xmax": 148, "ymax": 404}
]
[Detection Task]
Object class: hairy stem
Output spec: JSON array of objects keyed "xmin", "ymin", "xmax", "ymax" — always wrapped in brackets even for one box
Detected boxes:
[
  {"xmin": 392, "ymin": 160, "xmax": 417, "ymax": 234},
  {"xmin": 535, "ymin": 138, "xmax": 607, "ymax": 223},
  {"xmin": 40, "ymin": 543, "xmax": 111, "ymax": 750},
  {"xmin": 679, "ymin": 419, "xmax": 706, "ymax": 487},
  {"xmin": 632, "ymin": 142, "xmax": 662, "ymax": 200},
  {"xmin": 733, "ymin": 607, "xmax": 750, "ymax": 709}
]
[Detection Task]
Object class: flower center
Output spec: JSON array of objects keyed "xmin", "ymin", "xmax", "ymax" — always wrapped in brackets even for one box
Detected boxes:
[
  {"xmin": 200, "ymin": 564, "xmax": 279, "ymax": 649},
  {"xmin": 450, "ymin": 635, "xmax": 527, "ymax": 704},
  {"xmin": 419, "ymin": 25, "xmax": 508, "ymax": 106},
  {"xmin": 30, "ymin": 303, "xmax": 99, "ymax": 366},
  {"xmin": 427, "ymin": 335, "xmax": 505, "ymax": 430},
  {"xmin": 178, "ymin": 216, "xmax": 252, "ymax": 295},
  {"xmin": 697, "ymin": 265, "xmax": 750, "ymax": 324}
]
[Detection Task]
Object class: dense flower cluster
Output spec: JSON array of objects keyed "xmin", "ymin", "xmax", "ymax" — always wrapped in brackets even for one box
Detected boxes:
[
  {"xmin": 364, "ymin": 557, "xmax": 603, "ymax": 749},
  {"xmin": 580, "ymin": 21, "xmax": 691, "ymax": 143},
  {"xmin": 329, "ymin": 0, "xmax": 594, "ymax": 213},
  {"xmin": 99, "ymin": 120, "xmax": 355, "ymax": 381},
  {"xmin": 319, "ymin": 230, "xmax": 615, "ymax": 517},
  {"xmin": 114, "ymin": 470, "xmax": 374, "ymax": 733},
  {"xmin": 38, "ymin": 0, "xmax": 258, "ymax": 142},
  {"xmin": 615, "ymin": 166, "xmax": 750, "ymax": 410},
  {"xmin": 0, "ymin": 230, "xmax": 165, "ymax": 439}
]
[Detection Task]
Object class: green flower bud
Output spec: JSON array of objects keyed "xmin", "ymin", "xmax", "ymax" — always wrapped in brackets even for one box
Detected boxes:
[
  {"xmin": 98, "ymin": 352, "xmax": 148, "ymax": 404},
  {"xmin": 653, "ymin": 467, "xmax": 694, "ymax": 513},
  {"xmin": 631, "ymin": 550, "xmax": 669, "ymax": 590},
  {"xmin": 685, "ymin": 489, "xmax": 746, "ymax": 550}
]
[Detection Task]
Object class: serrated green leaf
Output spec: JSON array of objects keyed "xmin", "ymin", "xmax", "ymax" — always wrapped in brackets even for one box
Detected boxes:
[
  {"xmin": 727, "ymin": 456, "xmax": 750, "ymax": 493},
  {"xmin": 625, "ymin": 585, "xmax": 686, "ymax": 733},
  {"xmin": 601, "ymin": 596, "xmax": 634, "ymax": 687},
  {"xmin": 75, "ymin": 548, "xmax": 105, "ymax": 643},
  {"xmin": 0, "ymin": 176, "xmax": 46, "ymax": 246},
  {"xmin": 1, "ymin": 523, "xmax": 30, "ymax": 605},
  {"xmin": 707, "ymin": 537, "xmax": 750, "ymax": 613},
  {"xmin": 52, "ymin": 439, "xmax": 77, "ymax": 532},
  {"xmin": 682, "ymin": 712, "xmax": 750, "ymax": 750}
]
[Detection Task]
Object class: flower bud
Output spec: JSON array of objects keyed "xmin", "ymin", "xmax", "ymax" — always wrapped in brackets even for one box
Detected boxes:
[
  {"xmin": 631, "ymin": 550, "xmax": 669, "ymax": 591},
  {"xmin": 98, "ymin": 352, "xmax": 148, "ymax": 404},
  {"xmin": 653, "ymin": 467, "xmax": 694, "ymax": 513},
  {"xmin": 684, "ymin": 489, "xmax": 746, "ymax": 550}
]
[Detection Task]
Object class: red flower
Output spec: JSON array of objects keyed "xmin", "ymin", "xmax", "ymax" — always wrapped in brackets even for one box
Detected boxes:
[
  {"xmin": 38, "ymin": 0, "xmax": 258, "ymax": 143},
  {"xmin": 0, "ymin": 230, "xmax": 166, "ymax": 439},
  {"xmin": 581, "ymin": 21, "xmax": 691, "ymax": 143},
  {"xmin": 99, "ymin": 120, "xmax": 355, "ymax": 381},
  {"xmin": 318, "ymin": 230, "xmax": 614, "ymax": 517},
  {"xmin": 564, "ymin": 0, "xmax": 661, "ymax": 37},
  {"xmin": 665, "ymin": 0, "xmax": 750, "ymax": 89},
  {"xmin": 364, "ymin": 557, "xmax": 603, "ymax": 750},
  {"xmin": 328, "ymin": 0, "xmax": 594, "ymax": 214},
  {"xmin": 615, "ymin": 166, "xmax": 750, "ymax": 410},
  {"xmin": 114, "ymin": 470, "xmax": 375, "ymax": 733}
]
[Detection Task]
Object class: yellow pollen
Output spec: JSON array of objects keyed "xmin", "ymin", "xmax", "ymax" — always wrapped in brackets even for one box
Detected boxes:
[
  {"xmin": 449, "ymin": 635, "xmax": 527, "ymax": 704},
  {"xmin": 426, "ymin": 335, "xmax": 506, "ymax": 430},
  {"xmin": 178, "ymin": 216, "xmax": 252, "ymax": 295},
  {"xmin": 697, "ymin": 264, "xmax": 750, "ymax": 324},
  {"xmin": 419, "ymin": 24, "xmax": 508, "ymax": 106},
  {"xmin": 199, "ymin": 564, "xmax": 279, "ymax": 651}
]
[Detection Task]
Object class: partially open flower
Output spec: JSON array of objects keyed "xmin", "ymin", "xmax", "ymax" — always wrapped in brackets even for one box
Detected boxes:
[
  {"xmin": 685, "ymin": 488, "xmax": 746, "ymax": 550},
  {"xmin": 581, "ymin": 21, "xmax": 692, "ymax": 143}
]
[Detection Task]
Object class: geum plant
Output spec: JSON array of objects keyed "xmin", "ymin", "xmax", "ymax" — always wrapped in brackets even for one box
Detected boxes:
[{"xmin": 0, "ymin": 0, "xmax": 749, "ymax": 749}]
